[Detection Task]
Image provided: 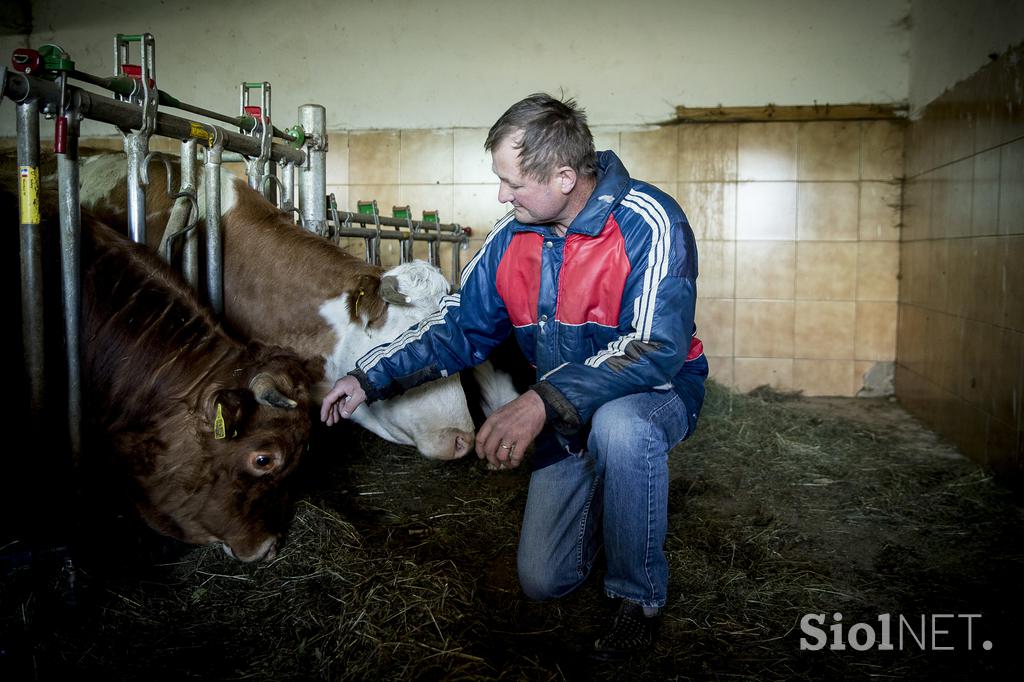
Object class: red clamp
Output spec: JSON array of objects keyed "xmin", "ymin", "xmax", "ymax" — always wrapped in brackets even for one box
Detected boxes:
[
  {"xmin": 243, "ymin": 105, "xmax": 265, "ymax": 122},
  {"xmin": 11, "ymin": 48, "xmax": 41, "ymax": 74},
  {"xmin": 462, "ymin": 227, "xmax": 473, "ymax": 237},
  {"xmin": 120, "ymin": 64, "xmax": 156, "ymax": 88}
]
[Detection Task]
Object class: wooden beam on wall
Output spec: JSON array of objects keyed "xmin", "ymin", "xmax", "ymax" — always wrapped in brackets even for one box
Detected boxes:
[{"xmin": 674, "ymin": 103, "xmax": 908, "ymax": 123}]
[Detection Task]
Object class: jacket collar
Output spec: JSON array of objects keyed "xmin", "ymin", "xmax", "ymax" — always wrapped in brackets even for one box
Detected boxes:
[{"xmin": 509, "ymin": 150, "xmax": 631, "ymax": 237}]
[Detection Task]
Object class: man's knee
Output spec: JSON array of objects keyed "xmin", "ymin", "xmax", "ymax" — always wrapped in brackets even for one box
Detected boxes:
[{"xmin": 517, "ymin": 554, "xmax": 579, "ymax": 601}]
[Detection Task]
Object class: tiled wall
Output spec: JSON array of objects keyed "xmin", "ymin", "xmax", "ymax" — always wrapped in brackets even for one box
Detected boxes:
[
  {"xmin": 325, "ymin": 120, "xmax": 903, "ymax": 397},
  {"xmin": 897, "ymin": 44, "xmax": 1024, "ymax": 482}
]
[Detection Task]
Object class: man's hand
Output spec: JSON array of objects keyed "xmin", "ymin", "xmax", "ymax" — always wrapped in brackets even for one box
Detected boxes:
[
  {"xmin": 476, "ymin": 389, "xmax": 546, "ymax": 470},
  {"xmin": 320, "ymin": 375, "xmax": 367, "ymax": 426}
]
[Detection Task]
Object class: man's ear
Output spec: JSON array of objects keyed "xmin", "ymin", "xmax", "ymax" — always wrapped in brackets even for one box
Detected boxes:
[{"xmin": 556, "ymin": 166, "xmax": 577, "ymax": 195}]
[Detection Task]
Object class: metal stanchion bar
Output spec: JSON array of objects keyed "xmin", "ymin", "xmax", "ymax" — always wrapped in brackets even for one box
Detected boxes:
[
  {"xmin": 56, "ymin": 105, "xmax": 82, "ymax": 460},
  {"xmin": 204, "ymin": 140, "xmax": 225, "ymax": 317},
  {"xmin": 179, "ymin": 137, "xmax": 198, "ymax": 288},
  {"xmin": 329, "ymin": 210, "xmax": 468, "ymax": 241},
  {"xmin": 1, "ymin": 71, "xmax": 305, "ymax": 165},
  {"xmin": 298, "ymin": 104, "xmax": 326, "ymax": 234},
  {"xmin": 17, "ymin": 98, "xmax": 45, "ymax": 437}
]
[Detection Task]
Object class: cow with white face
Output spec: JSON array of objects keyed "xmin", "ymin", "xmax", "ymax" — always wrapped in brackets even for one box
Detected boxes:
[{"xmin": 76, "ymin": 153, "xmax": 476, "ymax": 461}]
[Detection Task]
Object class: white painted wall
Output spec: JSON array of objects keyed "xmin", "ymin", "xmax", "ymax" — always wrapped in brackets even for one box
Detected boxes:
[
  {"xmin": 909, "ymin": 0, "xmax": 1024, "ymax": 114},
  {"xmin": 2, "ymin": 0, "xmax": 910, "ymax": 136}
]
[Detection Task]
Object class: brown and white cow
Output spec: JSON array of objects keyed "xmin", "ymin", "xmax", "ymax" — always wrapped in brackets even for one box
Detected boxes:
[
  {"xmin": 79, "ymin": 214, "xmax": 318, "ymax": 562},
  {"xmin": 77, "ymin": 153, "xmax": 481, "ymax": 461}
]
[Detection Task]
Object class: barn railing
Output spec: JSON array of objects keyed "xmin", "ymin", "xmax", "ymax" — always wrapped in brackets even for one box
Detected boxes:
[
  {"xmin": 3, "ymin": 34, "xmax": 328, "ymax": 459},
  {"xmin": 325, "ymin": 196, "xmax": 472, "ymax": 287}
]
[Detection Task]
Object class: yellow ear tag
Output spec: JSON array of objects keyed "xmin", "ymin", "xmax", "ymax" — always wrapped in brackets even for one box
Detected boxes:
[
  {"xmin": 354, "ymin": 288, "xmax": 365, "ymax": 317},
  {"xmin": 214, "ymin": 403, "xmax": 227, "ymax": 440}
]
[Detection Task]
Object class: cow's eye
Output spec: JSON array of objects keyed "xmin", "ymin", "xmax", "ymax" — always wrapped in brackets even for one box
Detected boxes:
[{"xmin": 255, "ymin": 454, "xmax": 273, "ymax": 468}]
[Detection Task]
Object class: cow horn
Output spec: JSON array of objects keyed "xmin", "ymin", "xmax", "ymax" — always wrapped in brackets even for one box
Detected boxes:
[
  {"xmin": 379, "ymin": 275, "xmax": 411, "ymax": 305},
  {"xmin": 249, "ymin": 373, "xmax": 298, "ymax": 409}
]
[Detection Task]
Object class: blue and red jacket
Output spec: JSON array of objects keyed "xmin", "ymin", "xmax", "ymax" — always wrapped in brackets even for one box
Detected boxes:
[{"xmin": 351, "ymin": 150, "xmax": 707, "ymax": 440}]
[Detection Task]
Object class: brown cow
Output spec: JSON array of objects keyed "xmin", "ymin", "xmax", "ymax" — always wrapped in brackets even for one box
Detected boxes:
[
  {"xmin": 77, "ymin": 215, "xmax": 318, "ymax": 562},
  {"xmin": 77, "ymin": 153, "xmax": 483, "ymax": 460}
]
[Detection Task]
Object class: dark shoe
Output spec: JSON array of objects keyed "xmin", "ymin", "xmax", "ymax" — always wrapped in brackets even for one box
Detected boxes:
[{"xmin": 591, "ymin": 599, "xmax": 661, "ymax": 661}]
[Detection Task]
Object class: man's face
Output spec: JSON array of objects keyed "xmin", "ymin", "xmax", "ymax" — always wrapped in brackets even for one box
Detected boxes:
[{"xmin": 490, "ymin": 135, "xmax": 566, "ymax": 225}]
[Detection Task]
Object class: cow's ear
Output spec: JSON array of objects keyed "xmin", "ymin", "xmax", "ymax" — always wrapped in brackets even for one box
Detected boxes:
[{"xmin": 208, "ymin": 388, "xmax": 256, "ymax": 440}]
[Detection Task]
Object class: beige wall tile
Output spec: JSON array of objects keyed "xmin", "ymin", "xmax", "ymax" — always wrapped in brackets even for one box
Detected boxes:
[
  {"xmin": 734, "ymin": 357, "xmax": 793, "ymax": 392},
  {"xmin": 965, "ymin": 237, "xmax": 1005, "ymax": 324},
  {"xmin": 897, "ymin": 303, "xmax": 928, "ymax": 375},
  {"xmin": 695, "ymin": 298, "xmax": 734, "ymax": 359},
  {"xmin": 856, "ymin": 241, "xmax": 900, "ymax": 301},
  {"xmin": 859, "ymin": 181, "xmax": 902, "ymax": 241},
  {"xmin": 679, "ymin": 123, "xmax": 738, "ymax": 182},
  {"xmin": 706, "ymin": 356, "xmax": 735, "ymax": 388},
  {"xmin": 736, "ymin": 182, "xmax": 797, "ymax": 240},
  {"xmin": 736, "ymin": 241, "xmax": 795, "ymax": 300},
  {"xmin": 797, "ymin": 182, "xmax": 859, "ymax": 241},
  {"xmin": 793, "ymin": 359, "xmax": 856, "ymax": 396},
  {"xmin": 453, "ymin": 184, "xmax": 504, "ymax": 237},
  {"xmin": 325, "ymin": 132, "xmax": 349, "ymax": 185},
  {"xmin": 797, "ymin": 121, "xmax": 860, "ymax": 181},
  {"xmin": 901, "ymin": 174, "xmax": 932, "ymax": 242},
  {"xmin": 592, "ymin": 128, "xmax": 621, "ymax": 155},
  {"xmin": 400, "ymin": 185, "xmax": 455, "ymax": 226},
  {"xmin": 349, "ymin": 131, "xmax": 400, "ymax": 185},
  {"xmin": 325, "ymin": 184, "xmax": 350, "ymax": 211},
  {"xmin": 971, "ymin": 148, "xmax": 1000, "ymax": 237},
  {"xmin": 923, "ymin": 311, "xmax": 961, "ymax": 394},
  {"xmin": 675, "ymin": 182, "xmax": 736, "ymax": 241},
  {"xmin": 347, "ymin": 185, "xmax": 401, "ymax": 222},
  {"xmin": 400, "ymin": 129, "xmax": 453, "ymax": 185},
  {"xmin": 861, "ymin": 120, "xmax": 905, "ymax": 181},
  {"xmin": 855, "ymin": 301, "xmax": 898, "ymax": 361},
  {"xmin": 454, "ymin": 128, "xmax": 493, "ymax": 183},
  {"xmin": 999, "ymin": 138, "xmax": 1024, "ymax": 236},
  {"xmin": 619, "ymin": 127, "xmax": 679, "ymax": 183},
  {"xmin": 944, "ymin": 239, "xmax": 974, "ymax": 316},
  {"xmin": 1005, "ymin": 236, "xmax": 1024, "ymax": 331},
  {"xmin": 944, "ymin": 157, "xmax": 974, "ymax": 238},
  {"xmin": 794, "ymin": 300, "xmax": 856, "ymax": 360},
  {"xmin": 695, "ymin": 240, "xmax": 736, "ymax": 299},
  {"xmin": 738, "ymin": 122, "xmax": 797, "ymax": 181},
  {"xmin": 796, "ymin": 242, "xmax": 857, "ymax": 301},
  {"xmin": 734, "ymin": 300, "xmax": 794, "ymax": 358},
  {"xmin": 923, "ymin": 239, "xmax": 949, "ymax": 313}
]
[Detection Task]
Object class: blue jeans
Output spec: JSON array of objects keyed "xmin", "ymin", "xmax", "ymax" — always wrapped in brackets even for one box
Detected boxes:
[{"xmin": 517, "ymin": 389, "xmax": 692, "ymax": 608}]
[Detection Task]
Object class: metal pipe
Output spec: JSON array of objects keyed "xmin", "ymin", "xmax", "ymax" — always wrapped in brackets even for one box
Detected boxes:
[
  {"xmin": 2, "ymin": 72, "xmax": 304, "ymax": 165},
  {"xmin": 17, "ymin": 98, "xmax": 45, "ymax": 438},
  {"xmin": 123, "ymin": 132, "xmax": 148, "ymax": 244},
  {"xmin": 280, "ymin": 161, "xmax": 295, "ymax": 212},
  {"xmin": 204, "ymin": 140, "xmax": 224, "ymax": 316},
  {"xmin": 57, "ymin": 106, "xmax": 82, "ymax": 460},
  {"xmin": 298, "ymin": 104, "xmax": 326, "ymax": 234},
  {"xmin": 179, "ymin": 137, "xmax": 198, "ymax": 288}
]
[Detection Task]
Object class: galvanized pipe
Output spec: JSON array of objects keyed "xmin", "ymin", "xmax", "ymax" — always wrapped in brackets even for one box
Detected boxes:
[
  {"xmin": 204, "ymin": 141, "xmax": 225, "ymax": 316},
  {"xmin": 17, "ymin": 98, "xmax": 45, "ymax": 437},
  {"xmin": 2, "ymin": 72, "xmax": 305, "ymax": 165},
  {"xmin": 279, "ymin": 161, "xmax": 295, "ymax": 212},
  {"xmin": 123, "ymin": 132, "xmax": 148, "ymax": 244},
  {"xmin": 179, "ymin": 137, "xmax": 198, "ymax": 288},
  {"xmin": 57, "ymin": 108, "xmax": 82, "ymax": 460},
  {"xmin": 298, "ymin": 104, "xmax": 326, "ymax": 234}
]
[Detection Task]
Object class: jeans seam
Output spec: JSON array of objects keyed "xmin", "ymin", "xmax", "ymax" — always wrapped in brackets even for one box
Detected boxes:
[
  {"xmin": 576, "ymin": 469, "xmax": 599, "ymax": 580},
  {"xmin": 642, "ymin": 394, "xmax": 679, "ymax": 602}
]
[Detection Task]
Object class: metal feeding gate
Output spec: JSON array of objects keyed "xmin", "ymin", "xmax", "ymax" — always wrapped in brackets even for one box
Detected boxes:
[
  {"xmin": 324, "ymin": 196, "xmax": 472, "ymax": 287},
  {"xmin": 3, "ymin": 33, "xmax": 328, "ymax": 458}
]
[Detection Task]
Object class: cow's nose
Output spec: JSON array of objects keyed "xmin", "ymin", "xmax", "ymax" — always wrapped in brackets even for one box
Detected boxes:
[{"xmin": 452, "ymin": 429, "xmax": 474, "ymax": 459}]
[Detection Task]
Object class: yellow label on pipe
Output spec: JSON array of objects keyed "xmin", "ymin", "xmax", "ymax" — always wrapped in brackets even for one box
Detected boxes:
[
  {"xmin": 19, "ymin": 166, "xmax": 40, "ymax": 224},
  {"xmin": 190, "ymin": 122, "xmax": 210, "ymax": 141}
]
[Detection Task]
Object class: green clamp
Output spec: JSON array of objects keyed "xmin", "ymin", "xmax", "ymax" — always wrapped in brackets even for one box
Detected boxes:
[
  {"xmin": 39, "ymin": 44, "xmax": 75, "ymax": 74},
  {"xmin": 285, "ymin": 124, "xmax": 305, "ymax": 149}
]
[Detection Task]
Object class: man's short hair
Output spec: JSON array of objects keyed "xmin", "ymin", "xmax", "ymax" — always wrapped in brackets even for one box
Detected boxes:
[{"xmin": 485, "ymin": 93, "xmax": 597, "ymax": 181}]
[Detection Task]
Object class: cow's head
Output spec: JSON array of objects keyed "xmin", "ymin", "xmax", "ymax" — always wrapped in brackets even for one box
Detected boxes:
[
  {"xmin": 135, "ymin": 344, "xmax": 317, "ymax": 562},
  {"xmin": 320, "ymin": 261, "xmax": 475, "ymax": 460}
]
